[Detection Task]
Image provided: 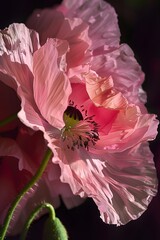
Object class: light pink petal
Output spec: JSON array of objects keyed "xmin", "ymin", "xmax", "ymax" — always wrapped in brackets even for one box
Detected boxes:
[
  {"xmin": 57, "ymin": 0, "xmax": 120, "ymax": 49},
  {"xmin": 0, "ymin": 23, "xmax": 44, "ymax": 130},
  {"xmin": 0, "ymin": 23, "xmax": 40, "ymax": 88},
  {"xmin": 84, "ymin": 70, "xmax": 128, "ymax": 109},
  {"xmin": 53, "ymin": 142, "xmax": 157, "ymax": 225},
  {"xmin": 45, "ymin": 173, "xmax": 85, "ymax": 209},
  {"xmin": 92, "ymin": 44, "xmax": 146, "ymax": 111},
  {"xmin": 33, "ymin": 39, "xmax": 71, "ymax": 128},
  {"xmin": 33, "ymin": 38, "xmax": 71, "ymax": 129},
  {"xmin": 96, "ymin": 105, "xmax": 158, "ymax": 152},
  {"xmin": 27, "ymin": 9, "xmax": 91, "ymax": 71}
]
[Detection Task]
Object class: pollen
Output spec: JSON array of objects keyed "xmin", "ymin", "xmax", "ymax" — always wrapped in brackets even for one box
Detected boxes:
[{"xmin": 61, "ymin": 104, "xmax": 99, "ymax": 150}]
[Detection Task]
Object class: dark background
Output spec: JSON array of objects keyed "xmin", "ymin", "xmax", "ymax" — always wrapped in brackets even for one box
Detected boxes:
[{"xmin": 1, "ymin": 0, "xmax": 160, "ymax": 239}]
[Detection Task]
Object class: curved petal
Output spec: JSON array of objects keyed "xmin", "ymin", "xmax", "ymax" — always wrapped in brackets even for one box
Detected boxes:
[
  {"xmin": 57, "ymin": 0, "xmax": 120, "ymax": 49},
  {"xmin": 0, "ymin": 23, "xmax": 44, "ymax": 130},
  {"xmin": 84, "ymin": 70, "xmax": 128, "ymax": 109},
  {"xmin": 27, "ymin": 9, "xmax": 91, "ymax": 72},
  {"xmin": 33, "ymin": 38, "xmax": 71, "ymax": 129},
  {"xmin": 100, "ymin": 143, "xmax": 157, "ymax": 225},
  {"xmin": 0, "ymin": 23, "xmax": 40, "ymax": 88},
  {"xmin": 96, "ymin": 105, "xmax": 158, "ymax": 152},
  {"xmin": 54, "ymin": 142, "xmax": 157, "ymax": 225},
  {"xmin": 0, "ymin": 137, "xmax": 25, "ymax": 161},
  {"xmin": 69, "ymin": 82, "xmax": 119, "ymax": 135},
  {"xmin": 27, "ymin": 10, "xmax": 65, "ymax": 45},
  {"xmin": 91, "ymin": 44, "xmax": 145, "ymax": 110},
  {"xmin": 16, "ymin": 126, "xmax": 47, "ymax": 172},
  {"xmin": 45, "ymin": 170, "xmax": 85, "ymax": 209}
]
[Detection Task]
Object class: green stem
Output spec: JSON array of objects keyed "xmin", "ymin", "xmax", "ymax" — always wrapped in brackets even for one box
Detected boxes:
[
  {"xmin": 0, "ymin": 113, "xmax": 18, "ymax": 127},
  {"xmin": 20, "ymin": 202, "xmax": 55, "ymax": 240},
  {"xmin": 0, "ymin": 148, "xmax": 52, "ymax": 240}
]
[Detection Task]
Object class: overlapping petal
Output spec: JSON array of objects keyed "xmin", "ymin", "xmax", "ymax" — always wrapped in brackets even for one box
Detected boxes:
[
  {"xmin": 84, "ymin": 70, "xmax": 128, "ymax": 109},
  {"xmin": 91, "ymin": 44, "xmax": 146, "ymax": 109},
  {"xmin": 0, "ymin": 23, "xmax": 40, "ymax": 89},
  {"xmin": 0, "ymin": 23, "xmax": 44, "ymax": 131},
  {"xmin": 50, "ymin": 140, "xmax": 157, "ymax": 225},
  {"xmin": 33, "ymin": 38, "xmax": 71, "ymax": 129},
  {"xmin": 27, "ymin": 9, "xmax": 91, "ymax": 72},
  {"xmin": 57, "ymin": 0, "xmax": 120, "ymax": 49},
  {"xmin": 96, "ymin": 105, "xmax": 158, "ymax": 152}
]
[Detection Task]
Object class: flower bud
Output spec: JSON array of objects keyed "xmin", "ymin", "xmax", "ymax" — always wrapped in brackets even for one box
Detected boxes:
[{"xmin": 43, "ymin": 216, "xmax": 68, "ymax": 240}]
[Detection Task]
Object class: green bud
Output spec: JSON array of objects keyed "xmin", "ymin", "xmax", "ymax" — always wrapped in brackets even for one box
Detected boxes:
[{"xmin": 43, "ymin": 217, "xmax": 68, "ymax": 240}]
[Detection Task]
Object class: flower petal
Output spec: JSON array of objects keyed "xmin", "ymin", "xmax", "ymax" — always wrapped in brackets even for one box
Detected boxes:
[
  {"xmin": 91, "ymin": 44, "xmax": 145, "ymax": 110},
  {"xmin": 0, "ymin": 23, "xmax": 44, "ymax": 130},
  {"xmin": 96, "ymin": 105, "xmax": 158, "ymax": 152},
  {"xmin": 27, "ymin": 9, "xmax": 91, "ymax": 71},
  {"xmin": 57, "ymin": 0, "xmax": 120, "ymax": 49},
  {"xmin": 33, "ymin": 38, "xmax": 71, "ymax": 129},
  {"xmin": 0, "ymin": 23, "xmax": 40, "ymax": 87},
  {"xmin": 55, "ymin": 142, "xmax": 157, "ymax": 225},
  {"xmin": 84, "ymin": 70, "xmax": 128, "ymax": 109},
  {"xmin": 69, "ymin": 82, "xmax": 119, "ymax": 134},
  {"xmin": 0, "ymin": 137, "xmax": 25, "ymax": 161}
]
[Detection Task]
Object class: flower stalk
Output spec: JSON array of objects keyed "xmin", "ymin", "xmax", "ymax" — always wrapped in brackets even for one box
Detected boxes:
[
  {"xmin": 20, "ymin": 202, "xmax": 56, "ymax": 240},
  {"xmin": 20, "ymin": 202, "xmax": 68, "ymax": 240},
  {"xmin": 0, "ymin": 148, "xmax": 53, "ymax": 240},
  {"xmin": 0, "ymin": 113, "xmax": 18, "ymax": 127}
]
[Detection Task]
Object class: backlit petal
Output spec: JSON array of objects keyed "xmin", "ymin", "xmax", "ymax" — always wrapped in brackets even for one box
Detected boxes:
[
  {"xmin": 85, "ymin": 70, "xmax": 128, "ymax": 109},
  {"xmin": 55, "ymin": 142, "xmax": 157, "ymax": 225},
  {"xmin": 33, "ymin": 38, "xmax": 71, "ymax": 129}
]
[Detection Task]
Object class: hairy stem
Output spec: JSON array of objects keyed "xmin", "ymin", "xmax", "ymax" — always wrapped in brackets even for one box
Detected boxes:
[
  {"xmin": 20, "ymin": 202, "xmax": 55, "ymax": 240},
  {"xmin": 0, "ymin": 148, "xmax": 52, "ymax": 240}
]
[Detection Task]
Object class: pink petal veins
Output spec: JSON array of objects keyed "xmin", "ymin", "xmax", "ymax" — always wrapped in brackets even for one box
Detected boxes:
[
  {"xmin": 84, "ymin": 70, "xmax": 128, "ymax": 109},
  {"xmin": 33, "ymin": 38, "xmax": 71, "ymax": 129},
  {"xmin": 57, "ymin": 0, "xmax": 120, "ymax": 49}
]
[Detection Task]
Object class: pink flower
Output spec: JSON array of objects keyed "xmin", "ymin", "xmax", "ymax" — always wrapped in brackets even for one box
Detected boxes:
[{"xmin": 0, "ymin": 0, "xmax": 158, "ymax": 226}]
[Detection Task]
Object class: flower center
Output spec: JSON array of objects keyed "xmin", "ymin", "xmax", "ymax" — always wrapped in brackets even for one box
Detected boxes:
[{"xmin": 61, "ymin": 105, "xmax": 99, "ymax": 150}]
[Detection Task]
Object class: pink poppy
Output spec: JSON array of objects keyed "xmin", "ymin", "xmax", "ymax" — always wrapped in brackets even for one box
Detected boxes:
[{"xmin": 0, "ymin": 0, "xmax": 158, "ymax": 226}]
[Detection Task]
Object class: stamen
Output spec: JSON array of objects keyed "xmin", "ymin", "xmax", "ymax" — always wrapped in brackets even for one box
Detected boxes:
[{"xmin": 61, "ymin": 103, "xmax": 99, "ymax": 150}]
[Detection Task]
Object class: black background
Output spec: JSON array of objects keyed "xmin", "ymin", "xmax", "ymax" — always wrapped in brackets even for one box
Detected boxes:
[{"xmin": 1, "ymin": 0, "xmax": 160, "ymax": 239}]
